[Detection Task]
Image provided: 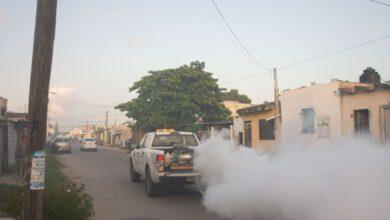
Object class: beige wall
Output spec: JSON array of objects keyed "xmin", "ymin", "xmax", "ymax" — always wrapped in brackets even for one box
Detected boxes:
[
  {"xmin": 223, "ymin": 101, "xmax": 254, "ymax": 143},
  {"xmin": 241, "ymin": 109, "xmax": 276, "ymax": 151},
  {"xmin": 281, "ymin": 81, "xmax": 343, "ymax": 144},
  {"xmin": 281, "ymin": 80, "xmax": 390, "ymax": 145},
  {"xmin": 341, "ymin": 90, "xmax": 390, "ymax": 143},
  {"xmin": 223, "ymin": 101, "xmax": 254, "ymax": 117}
]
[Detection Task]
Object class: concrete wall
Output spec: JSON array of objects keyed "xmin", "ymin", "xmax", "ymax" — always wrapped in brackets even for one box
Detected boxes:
[
  {"xmin": 223, "ymin": 101, "xmax": 254, "ymax": 144},
  {"xmin": 233, "ymin": 117, "xmax": 243, "ymax": 144},
  {"xmin": 0, "ymin": 97, "xmax": 7, "ymax": 116},
  {"xmin": 341, "ymin": 90, "xmax": 390, "ymax": 143},
  {"xmin": 0, "ymin": 126, "xmax": 4, "ymax": 175},
  {"xmin": 281, "ymin": 81, "xmax": 343, "ymax": 144},
  {"xmin": 241, "ymin": 109, "xmax": 276, "ymax": 151}
]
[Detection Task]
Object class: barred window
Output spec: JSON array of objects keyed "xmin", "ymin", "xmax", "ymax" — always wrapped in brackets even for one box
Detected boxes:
[
  {"xmin": 354, "ymin": 109, "xmax": 369, "ymax": 133},
  {"xmin": 259, "ymin": 119, "xmax": 275, "ymax": 140}
]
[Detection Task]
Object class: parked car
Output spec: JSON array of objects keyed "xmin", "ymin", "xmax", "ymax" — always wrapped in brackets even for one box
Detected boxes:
[
  {"xmin": 52, "ymin": 137, "xmax": 72, "ymax": 154},
  {"xmin": 80, "ymin": 138, "xmax": 98, "ymax": 152},
  {"xmin": 129, "ymin": 129, "xmax": 199, "ymax": 197}
]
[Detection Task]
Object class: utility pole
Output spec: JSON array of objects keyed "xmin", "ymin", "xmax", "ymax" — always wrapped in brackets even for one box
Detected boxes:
[
  {"xmin": 105, "ymin": 111, "xmax": 108, "ymax": 145},
  {"xmin": 273, "ymin": 68, "xmax": 281, "ymax": 145},
  {"xmin": 113, "ymin": 119, "xmax": 117, "ymax": 146},
  {"xmin": 24, "ymin": 1, "xmax": 57, "ymax": 219}
]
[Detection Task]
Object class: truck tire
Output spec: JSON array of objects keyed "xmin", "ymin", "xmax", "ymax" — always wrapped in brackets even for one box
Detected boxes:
[
  {"xmin": 145, "ymin": 167, "xmax": 160, "ymax": 197},
  {"xmin": 130, "ymin": 160, "xmax": 140, "ymax": 182}
]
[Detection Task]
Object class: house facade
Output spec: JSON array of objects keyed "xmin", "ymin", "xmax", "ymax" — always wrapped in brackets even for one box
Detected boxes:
[
  {"xmin": 0, "ymin": 97, "xmax": 28, "ymax": 176},
  {"xmin": 222, "ymin": 101, "xmax": 254, "ymax": 144},
  {"xmin": 237, "ymin": 102, "xmax": 277, "ymax": 151},
  {"xmin": 281, "ymin": 80, "xmax": 390, "ymax": 145}
]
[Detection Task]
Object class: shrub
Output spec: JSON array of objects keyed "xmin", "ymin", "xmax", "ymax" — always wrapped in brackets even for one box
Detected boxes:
[
  {"xmin": 0, "ymin": 184, "xmax": 23, "ymax": 219},
  {"xmin": 43, "ymin": 183, "xmax": 94, "ymax": 220},
  {"xmin": 0, "ymin": 154, "xmax": 94, "ymax": 220}
]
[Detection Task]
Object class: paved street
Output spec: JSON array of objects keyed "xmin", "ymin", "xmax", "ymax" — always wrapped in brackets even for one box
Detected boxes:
[{"xmin": 56, "ymin": 142, "xmax": 221, "ymax": 220}]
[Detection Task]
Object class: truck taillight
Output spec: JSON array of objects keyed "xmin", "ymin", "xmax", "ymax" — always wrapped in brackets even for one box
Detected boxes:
[{"xmin": 156, "ymin": 154, "xmax": 164, "ymax": 172}]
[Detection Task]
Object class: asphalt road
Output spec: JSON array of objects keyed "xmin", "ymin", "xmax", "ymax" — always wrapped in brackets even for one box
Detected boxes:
[{"xmin": 56, "ymin": 142, "xmax": 221, "ymax": 220}]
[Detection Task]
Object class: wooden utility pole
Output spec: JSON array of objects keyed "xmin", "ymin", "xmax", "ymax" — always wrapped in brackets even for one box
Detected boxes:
[
  {"xmin": 24, "ymin": 0, "xmax": 57, "ymax": 219},
  {"xmin": 105, "ymin": 111, "xmax": 108, "ymax": 145},
  {"xmin": 273, "ymin": 68, "xmax": 281, "ymax": 145}
]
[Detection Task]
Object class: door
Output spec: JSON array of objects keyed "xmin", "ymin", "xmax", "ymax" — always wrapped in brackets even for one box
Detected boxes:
[
  {"xmin": 244, "ymin": 121, "xmax": 252, "ymax": 147},
  {"xmin": 133, "ymin": 135, "xmax": 147, "ymax": 172},
  {"xmin": 384, "ymin": 107, "xmax": 390, "ymax": 144}
]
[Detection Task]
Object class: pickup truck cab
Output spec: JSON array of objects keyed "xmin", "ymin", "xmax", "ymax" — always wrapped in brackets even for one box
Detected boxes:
[{"xmin": 129, "ymin": 129, "xmax": 200, "ymax": 197}]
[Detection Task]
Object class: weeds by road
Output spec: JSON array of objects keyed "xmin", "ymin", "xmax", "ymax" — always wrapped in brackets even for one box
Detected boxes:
[{"xmin": 0, "ymin": 153, "xmax": 94, "ymax": 220}]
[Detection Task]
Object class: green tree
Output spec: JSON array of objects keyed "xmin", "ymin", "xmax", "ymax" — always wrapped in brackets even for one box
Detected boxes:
[
  {"xmin": 116, "ymin": 62, "xmax": 231, "ymax": 132},
  {"xmin": 221, "ymin": 89, "xmax": 252, "ymax": 104}
]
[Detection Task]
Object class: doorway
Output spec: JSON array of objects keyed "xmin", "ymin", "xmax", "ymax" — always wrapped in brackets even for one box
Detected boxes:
[
  {"xmin": 244, "ymin": 121, "xmax": 252, "ymax": 147},
  {"xmin": 384, "ymin": 107, "xmax": 390, "ymax": 144}
]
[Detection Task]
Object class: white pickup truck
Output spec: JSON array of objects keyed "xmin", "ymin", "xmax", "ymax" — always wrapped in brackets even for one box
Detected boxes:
[{"xmin": 129, "ymin": 130, "xmax": 200, "ymax": 197}]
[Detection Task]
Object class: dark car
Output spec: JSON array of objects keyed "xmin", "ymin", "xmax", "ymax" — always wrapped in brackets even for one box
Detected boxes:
[{"xmin": 52, "ymin": 137, "xmax": 72, "ymax": 154}]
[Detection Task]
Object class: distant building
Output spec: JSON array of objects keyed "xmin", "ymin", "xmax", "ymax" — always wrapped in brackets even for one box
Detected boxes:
[
  {"xmin": 237, "ymin": 102, "xmax": 277, "ymax": 151},
  {"xmin": 111, "ymin": 124, "xmax": 132, "ymax": 147},
  {"xmin": 0, "ymin": 97, "xmax": 28, "ymax": 176},
  {"xmin": 281, "ymin": 79, "xmax": 390, "ymax": 145}
]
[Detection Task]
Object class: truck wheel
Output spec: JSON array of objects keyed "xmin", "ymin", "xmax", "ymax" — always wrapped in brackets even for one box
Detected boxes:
[
  {"xmin": 130, "ymin": 160, "xmax": 140, "ymax": 183},
  {"xmin": 145, "ymin": 167, "xmax": 160, "ymax": 197}
]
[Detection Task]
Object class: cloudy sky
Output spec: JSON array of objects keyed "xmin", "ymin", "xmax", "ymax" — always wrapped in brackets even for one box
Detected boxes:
[{"xmin": 1, "ymin": 0, "xmax": 390, "ymax": 130}]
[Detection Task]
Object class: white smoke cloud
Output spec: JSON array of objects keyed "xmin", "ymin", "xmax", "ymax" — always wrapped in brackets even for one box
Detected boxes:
[
  {"xmin": 0, "ymin": 8, "xmax": 7, "ymax": 24},
  {"xmin": 194, "ymin": 136, "xmax": 390, "ymax": 220}
]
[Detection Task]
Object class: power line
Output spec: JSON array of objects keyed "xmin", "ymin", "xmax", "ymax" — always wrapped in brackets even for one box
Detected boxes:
[
  {"xmin": 209, "ymin": 0, "xmax": 271, "ymax": 71},
  {"xmin": 369, "ymin": 0, "xmax": 390, "ymax": 7},
  {"xmin": 221, "ymin": 70, "xmax": 272, "ymax": 85},
  {"xmin": 221, "ymin": 34, "xmax": 390, "ymax": 85},
  {"xmin": 200, "ymin": 0, "xmax": 256, "ymax": 64},
  {"xmin": 49, "ymin": 92, "xmax": 115, "ymax": 108},
  {"xmin": 278, "ymin": 34, "xmax": 390, "ymax": 70}
]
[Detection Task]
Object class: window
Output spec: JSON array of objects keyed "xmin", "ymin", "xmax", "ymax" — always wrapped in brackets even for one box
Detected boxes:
[
  {"xmin": 354, "ymin": 109, "xmax": 369, "ymax": 133},
  {"xmin": 152, "ymin": 135, "xmax": 198, "ymax": 147},
  {"xmin": 238, "ymin": 132, "xmax": 243, "ymax": 145},
  {"xmin": 259, "ymin": 119, "xmax": 275, "ymax": 140},
  {"xmin": 139, "ymin": 135, "xmax": 147, "ymax": 148},
  {"xmin": 301, "ymin": 108, "xmax": 315, "ymax": 134}
]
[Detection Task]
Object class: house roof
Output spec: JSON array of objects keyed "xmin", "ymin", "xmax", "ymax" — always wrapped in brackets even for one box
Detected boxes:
[
  {"xmin": 237, "ymin": 102, "xmax": 275, "ymax": 115},
  {"xmin": 339, "ymin": 83, "xmax": 390, "ymax": 95},
  {"xmin": 7, "ymin": 112, "xmax": 28, "ymax": 122}
]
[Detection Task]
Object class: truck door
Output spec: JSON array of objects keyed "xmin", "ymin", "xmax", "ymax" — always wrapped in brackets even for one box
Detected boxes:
[
  {"xmin": 139, "ymin": 134, "xmax": 154, "ymax": 174},
  {"xmin": 133, "ymin": 135, "xmax": 146, "ymax": 172}
]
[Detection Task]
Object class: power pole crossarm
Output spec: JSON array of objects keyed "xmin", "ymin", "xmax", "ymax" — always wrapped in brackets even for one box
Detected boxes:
[{"xmin": 24, "ymin": 1, "xmax": 57, "ymax": 219}]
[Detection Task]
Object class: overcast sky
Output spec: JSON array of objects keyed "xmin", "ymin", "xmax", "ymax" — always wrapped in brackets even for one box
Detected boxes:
[{"xmin": 1, "ymin": 0, "xmax": 389, "ymax": 129}]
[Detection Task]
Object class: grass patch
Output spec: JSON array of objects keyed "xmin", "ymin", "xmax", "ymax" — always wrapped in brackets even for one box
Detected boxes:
[
  {"xmin": 0, "ymin": 184, "xmax": 23, "ymax": 218},
  {"xmin": 0, "ymin": 153, "xmax": 94, "ymax": 220}
]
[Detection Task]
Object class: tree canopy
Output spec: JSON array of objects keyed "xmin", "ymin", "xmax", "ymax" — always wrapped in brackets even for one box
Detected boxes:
[
  {"xmin": 359, "ymin": 67, "xmax": 381, "ymax": 87},
  {"xmin": 221, "ymin": 89, "xmax": 252, "ymax": 104},
  {"xmin": 116, "ymin": 61, "xmax": 231, "ymax": 132}
]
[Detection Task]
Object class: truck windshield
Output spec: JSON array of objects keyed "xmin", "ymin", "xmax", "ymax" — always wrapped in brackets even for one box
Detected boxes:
[
  {"xmin": 152, "ymin": 135, "xmax": 198, "ymax": 147},
  {"xmin": 85, "ymin": 138, "xmax": 95, "ymax": 142},
  {"xmin": 56, "ymin": 138, "xmax": 69, "ymax": 142}
]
